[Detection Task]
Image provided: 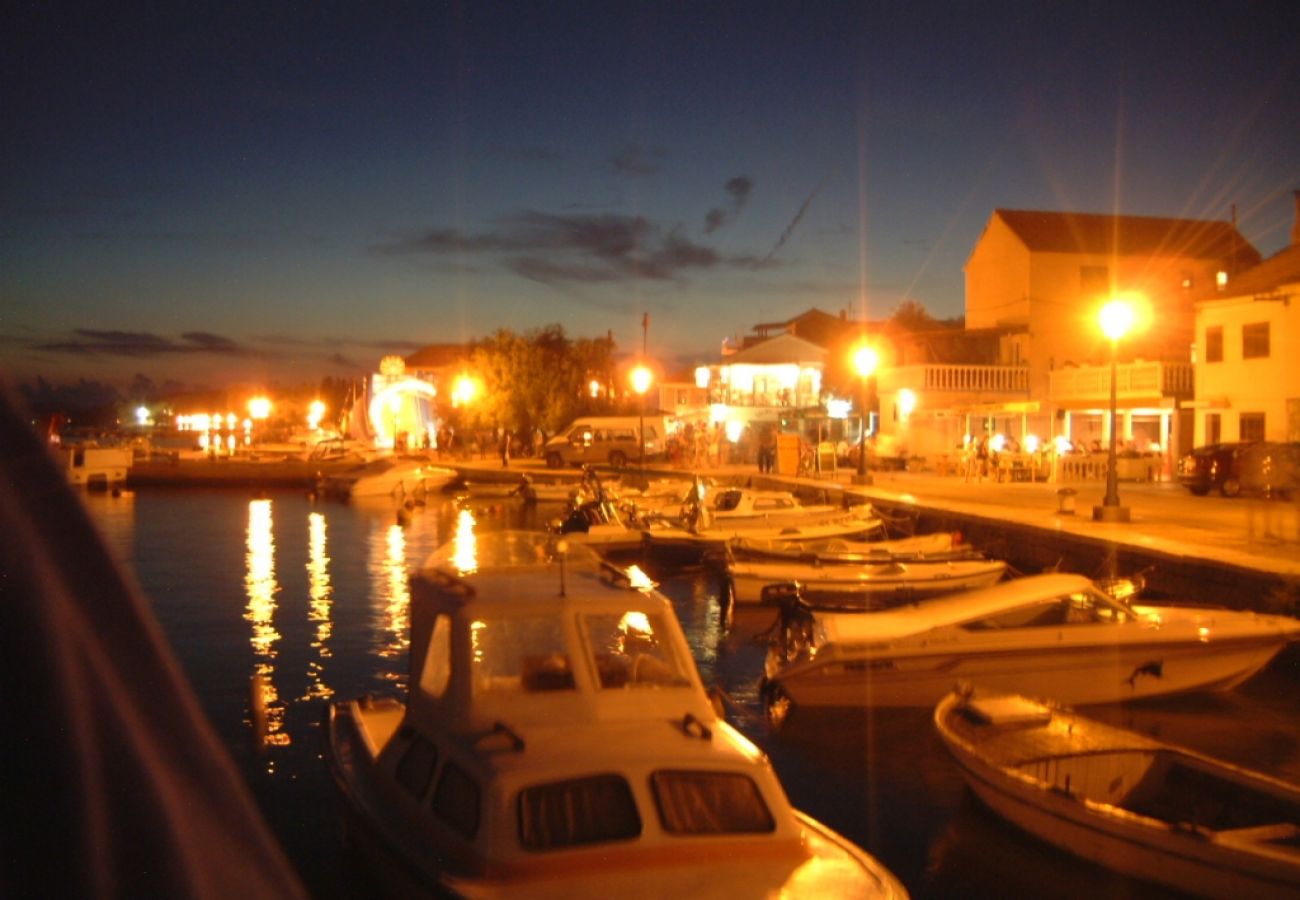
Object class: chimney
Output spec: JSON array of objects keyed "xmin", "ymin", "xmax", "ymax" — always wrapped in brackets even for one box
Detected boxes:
[{"xmin": 1292, "ymin": 190, "xmax": 1300, "ymax": 247}]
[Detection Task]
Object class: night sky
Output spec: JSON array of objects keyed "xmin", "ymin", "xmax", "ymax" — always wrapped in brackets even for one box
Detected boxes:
[{"xmin": 3, "ymin": 2, "xmax": 1297, "ymax": 390}]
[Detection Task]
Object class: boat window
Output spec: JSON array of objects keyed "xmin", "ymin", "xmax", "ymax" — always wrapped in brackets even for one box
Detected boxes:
[
  {"xmin": 471, "ymin": 616, "xmax": 574, "ymax": 695},
  {"xmin": 713, "ymin": 490, "xmax": 743, "ymax": 512},
  {"xmin": 753, "ymin": 497, "xmax": 794, "ymax": 511},
  {"xmin": 651, "ymin": 771, "xmax": 775, "ymax": 835},
  {"xmin": 432, "ymin": 761, "xmax": 481, "ymax": 839},
  {"xmin": 395, "ymin": 736, "xmax": 439, "ymax": 800},
  {"xmin": 517, "ymin": 774, "xmax": 641, "ymax": 850},
  {"xmin": 419, "ymin": 614, "xmax": 452, "ymax": 698},
  {"xmin": 584, "ymin": 611, "xmax": 692, "ymax": 689}
]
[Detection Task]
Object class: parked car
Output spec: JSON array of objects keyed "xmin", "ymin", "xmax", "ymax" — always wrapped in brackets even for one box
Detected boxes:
[
  {"xmin": 543, "ymin": 416, "xmax": 667, "ymax": 468},
  {"xmin": 1239, "ymin": 440, "xmax": 1300, "ymax": 499},
  {"xmin": 1176, "ymin": 441, "xmax": 1257, "ymax": 497}
]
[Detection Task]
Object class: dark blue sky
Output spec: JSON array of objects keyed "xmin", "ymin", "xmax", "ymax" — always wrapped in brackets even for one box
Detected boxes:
[{"xmin": 3, "ymin": 2, "xmax": 1297, "ymax": 388}]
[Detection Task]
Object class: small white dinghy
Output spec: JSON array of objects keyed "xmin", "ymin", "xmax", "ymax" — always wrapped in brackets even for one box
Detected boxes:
[{"xmin": 935, "ymin": 686, "xmax": 1300, "ymax": 899}]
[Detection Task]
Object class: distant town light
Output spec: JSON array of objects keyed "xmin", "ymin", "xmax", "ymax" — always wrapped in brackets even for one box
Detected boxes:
[
  {"xmin": 853, "ymin": 345, "xmax": 880, "ymax": 379},
  {"xmin": 589, "ymin": 379, "xmax": 602, "ymax": 398},
  {"xmin": 1099, "ymin": 298, "xmax": 1136, "ymax": 341},
  {"xmin": 694, "ymin": 366, "xmax": 710, "ymax": 389},
  {"xmin": 308, "ymin": 400, "xmax": 326, "ymax": 429},
  {"xmin": 1024, "ymin": 434, "xmax": 1041, "ymax": 454},
  {"xmin": 452, "ymin": 374, "xmax": 479, "ymax": 407},
  {"xmin": 896, "ymin": 389, "xmax": 917, "ymax": 419},
  {"xmin": 248, "ymin": 397, "xmax": 272, "ymax": 420},
  {"xmin": 135, "ymin": 406, "xmax": 150, "ymax": 426}
]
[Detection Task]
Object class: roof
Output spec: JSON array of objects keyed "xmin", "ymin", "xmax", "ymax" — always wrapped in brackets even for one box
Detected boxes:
[
  {"xmin": 1196, "ymin": 243, "xmax": 1300, "ymax": 301},
  {"xmin": 721, "ymin": 332, "xmax": 828, "ymax": 365},
  {"xmin": 993, "ymin": 209, "xmax": 1261, "ymax": 266}
]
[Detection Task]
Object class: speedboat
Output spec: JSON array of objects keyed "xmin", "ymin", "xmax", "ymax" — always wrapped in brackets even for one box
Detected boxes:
[
  {"xmin": 320, "ymin": 456, "xmax": 455, "ymax": 501},
  {"xmin": 728, "ymin": 555, "xmax": 1008, "ymax": 607},
  {"xmin": 935, "ymin": 686, "xmax": 1300, "ymax": 898},
  {"xmin": 703, "ymin": 487, "xmax": 846, "ymax": 523},
  {"xmin": 323, "ymin": 532, "xmax": 907, "ymax": 899},
  {"xmin": 762, "ymin": 572, "xmax": 1300, "ymax": 717}
]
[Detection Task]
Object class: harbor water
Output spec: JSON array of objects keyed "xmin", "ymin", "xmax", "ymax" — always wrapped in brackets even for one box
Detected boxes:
[{"xmin": 84, "ymin": 486, "xmax": 1300, "ymax": 899}]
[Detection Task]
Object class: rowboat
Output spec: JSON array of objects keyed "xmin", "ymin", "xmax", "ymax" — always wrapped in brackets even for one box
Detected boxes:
[
  {"xmin": 728, "ymin": 555, "xmax": 1008, "ymax": 607},
  {"xmin": 935, "ymin": 686, "xmax": 1300, "ymax": 898}
]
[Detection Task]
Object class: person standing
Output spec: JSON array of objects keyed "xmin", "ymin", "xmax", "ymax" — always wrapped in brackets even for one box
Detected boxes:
[{"xmin": 499, "ymin": 429, "xmax": 511, "ymax": 468}]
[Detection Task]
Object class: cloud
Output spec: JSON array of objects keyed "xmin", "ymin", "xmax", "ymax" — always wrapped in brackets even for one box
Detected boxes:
[
  {"xmin": 32, "ymin": 329, "xmax": 254, "ymax": 358},
  {"xmin": 375, "ymin": 206, "xmax": 779, "ymax": 289},
  {"xmin": 608, "ymin": 142, "xmax": 667, "ymax": 176},
  {"xmin": 703, "ymin": 175, "xmax": 755, "ymax": 233}
]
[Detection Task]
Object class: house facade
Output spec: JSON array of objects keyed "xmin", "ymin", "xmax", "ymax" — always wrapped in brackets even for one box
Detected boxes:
[{"xmin": 1190, "ymin": 235, "xmax": 1300, "ymax": 445}]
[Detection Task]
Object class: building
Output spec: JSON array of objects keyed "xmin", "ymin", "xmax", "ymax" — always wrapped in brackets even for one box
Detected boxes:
[{"xmin": 1189, "ymin": 196, "xmax": 1300, "ymax": 444}]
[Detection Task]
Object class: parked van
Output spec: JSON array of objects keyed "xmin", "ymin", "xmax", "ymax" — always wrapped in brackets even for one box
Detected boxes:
[{"xmin": 543, "ymin": 416, "xmax": 668, "ymax": 468}]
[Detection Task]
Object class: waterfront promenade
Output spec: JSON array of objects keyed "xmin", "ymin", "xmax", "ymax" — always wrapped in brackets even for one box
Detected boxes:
[{"xmin": 128, "ymin": 451, "xmax": 1300, "ymax": 589}]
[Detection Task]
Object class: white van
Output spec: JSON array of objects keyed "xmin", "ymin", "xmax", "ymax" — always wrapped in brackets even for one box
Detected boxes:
[{"xmin": 543, "ymin": 416, "xmax": 668, "ymax": 468}]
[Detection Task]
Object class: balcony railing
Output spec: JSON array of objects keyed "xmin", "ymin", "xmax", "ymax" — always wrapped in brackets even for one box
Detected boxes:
[
  {"xmin": 880, "ymin": 364, "xmax": 1029, "ymax": 395},
  {"xmin": 1049, "ymin": 361, "xmax": 1193, "ymax": 404}
]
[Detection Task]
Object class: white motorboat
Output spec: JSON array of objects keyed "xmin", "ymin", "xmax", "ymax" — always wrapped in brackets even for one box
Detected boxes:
[
  {"xmin": 935, "ymin": 686, "xmax": 1300, "ymax": 898},
  {"xmin": 323, "ymin": 532, "xmax": 907, "ymax": 899},
  {"xmin": 703, "ymin": 487, "xmax": 846, "ymax": 523},
  {"xmin": 320, "ymin": 456, "xmax": 455, "ymax": 500},
  {"xmin": 645, "ymin": 496, "xmax": 883, "ymax": 560},
  {"xmin": 60, "ymin": 445, "xmax": 133, "ymax": 489},
  {"xmin": 728, "ymin": 556, "xmax": 1008, "ymax": 607},
  {"xmin": 762, "ymin": 572, "xmax": 1300, "ymax": 716},
  {"xmin": 728, "ymin": 532, "xmax": 968, "ymax": 565}
]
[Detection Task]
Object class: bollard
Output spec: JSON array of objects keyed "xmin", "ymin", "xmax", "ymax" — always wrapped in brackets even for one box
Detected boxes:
[{"xmin": 1057, "ymin": 487, "xmax": 1077, "ymax": 515}]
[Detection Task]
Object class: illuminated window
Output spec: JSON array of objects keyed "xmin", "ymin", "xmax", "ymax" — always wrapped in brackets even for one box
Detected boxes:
[
  {"xmin": 1242, "ymin": 322, "xmax": 1270, "ymax": 359},
  {"xmin": 1204, "ymin": 326, "xmax": 1223, "ymax": 363}
]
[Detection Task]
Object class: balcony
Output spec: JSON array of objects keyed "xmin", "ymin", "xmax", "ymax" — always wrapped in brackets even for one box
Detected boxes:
[
  {"xmin": 879, "ymin": 364, "xmax": 1029, "ymax": 395},
  {"xmin": 1049, "ymin": 361, "xmax": 1193, "ymax": 406}
]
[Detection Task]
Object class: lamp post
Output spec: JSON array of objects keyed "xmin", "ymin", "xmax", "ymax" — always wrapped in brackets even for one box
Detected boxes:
[
  {"xmin": 1093, "ymin": 298, "xmax": 1135, "ymax": 523},
  {"xmin": 852, "ymin": 344, "xmax": 879, "ymax": 485},
  {"xmin": 631, "ymin": 364, "xmax": 653, "ymax": 468}
]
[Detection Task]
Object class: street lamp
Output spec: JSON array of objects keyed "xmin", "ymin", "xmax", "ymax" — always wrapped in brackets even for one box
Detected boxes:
[
  {"xmin": 631, "ymin": 364, "xmax": 653, "ymax": 468},
  {"xmin": 1093, "ymin": 297, "xmax": 1136, "ymax": 522},
  {"xmin": 852, "ymin": 344, "xmax": 879, "ymax": 485}
]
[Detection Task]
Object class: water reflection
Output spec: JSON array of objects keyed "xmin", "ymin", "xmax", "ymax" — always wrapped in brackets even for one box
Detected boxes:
[
  {"xmin": 452, "ymin": 506, "xmax": 478, "ymax": 574},
  {"xmin": 303, "ymin": 511, "xmax": 333, "ymax": 701},
  {"xmin": 245, "ymin": 498, "xmax": 289, "ymax": 749},
  {"xmin": 82, "ymin": 489, "xmax": 136, "ymax": 563},
  {"xmin": 366, "ymin": 519, "xmax": 411, "ymax": 678}
]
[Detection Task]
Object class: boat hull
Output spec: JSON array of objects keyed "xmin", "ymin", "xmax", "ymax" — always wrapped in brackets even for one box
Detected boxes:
[
  {"xmin": 729, "ymin": 559, "xmax": 1007, "ymax": 606},
  {"xmin": 771, "ymin": 635, "xmax": 1292, "ymax": 709}
]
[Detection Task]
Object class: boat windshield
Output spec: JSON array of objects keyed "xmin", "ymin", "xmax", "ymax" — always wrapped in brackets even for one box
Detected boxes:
[
  {"xmin": 584, "ymin": 610, "xmax": 693, "ymax": 688},
  {"xmin": 424, "ymin": 530, "xmax": 604, "ymax": 573},
  {"xmin": 961, "ymin": 587, "xmax": 1137, "ymax": 630}
]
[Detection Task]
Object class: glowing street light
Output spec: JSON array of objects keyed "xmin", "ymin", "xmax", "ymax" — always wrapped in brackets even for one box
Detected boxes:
[
  {"xmin": 248, "ymin": 396, "xmax": 272, "ymax": 420},
  {"xmin": 451, "ymin": 374, "xmax": 478, "ymax": 408},
  {"xmin": 852, "ymin": 344, "xmax": 879, "ymax": 484},
  {"xmin": 631, "ymin": 364, "xmax": 653, "ymax": 468},
  {"xmin": 1093, "ymin": 296, "xmax": 1138, "ymax": 522},
  {"xmin": 307, "ymin": 400, "xmax": 326, "ymax": 430}
]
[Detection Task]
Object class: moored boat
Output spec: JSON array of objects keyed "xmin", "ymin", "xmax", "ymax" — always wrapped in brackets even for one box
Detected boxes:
[
  {"xmin": 761, "ymin": 572, "xmax": 1300, "ymax": 716},
  {"xmin": 934, "ymin": 686, "xmax": 1300, "ymax": 898},
  {"xmin": 320, "ymin": 455, "xmax": 455, "ymax": 500},
  {"xmin": 729, "ymin": 555, "xmax": 1008, "ymax": 607},
  {"xmin": 323, "ymin": 532, "xmax": 907, "ymax": 898},
  {"xmin": 728, "ymin": 532, "xmax": 970, "ymax": 565}
]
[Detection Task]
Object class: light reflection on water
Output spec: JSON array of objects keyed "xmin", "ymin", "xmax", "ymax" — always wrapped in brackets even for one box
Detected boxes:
[{"xmin": 84, "ymin": 488, "xmax": 1300, "ymax": 900}]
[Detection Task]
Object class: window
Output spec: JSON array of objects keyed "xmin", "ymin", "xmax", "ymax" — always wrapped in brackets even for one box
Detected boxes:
[
  {"xmin": 652, "ymin": 771, "xmax": 775, "ymax": 835},
  {"xmin": 1240, "ymin": 413, "xmax": 1265, "ymax": 442},
  {"xmin": 518, "ymin": 775, "xmax": 641, "ymax": 850},
  {"xmin": 395, "ymin": 737, "xmax": 439, "ymax": 800},
  {"xmin": 1080, "ymin": 266, "xmax": 1108, "ymax": 294},
  {"xmin": 1242, "ymin": 322, "xmax": 1270, "ymax": 359},
  {"xmin": 419, "ymin": 614, "xmax": 452, "ymax": 697},
  {"xmin": 471, "ymin": 616, "xmax": 572, "ymax": 696},
  {"xmin": 1204, "ymin": 326, "xmax": 1223, "ymax": 363},
  {"xmin": 1206, "ymin": 413, "xmax": 1221, "ymax": 445},
  {"xmin": 584, "ymin": 611, "xmax": 692, "ymax": 689},
  {"xmin": 432, "ymin": 762, "xmax": 481, "ymax": 838}
]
